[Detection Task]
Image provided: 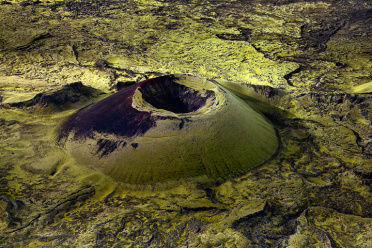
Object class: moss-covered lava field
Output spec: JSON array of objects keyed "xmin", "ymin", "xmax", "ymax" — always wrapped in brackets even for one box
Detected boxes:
[{"xmin": 0, "ymin": 0, "xmax": 371, "ymax": 247}]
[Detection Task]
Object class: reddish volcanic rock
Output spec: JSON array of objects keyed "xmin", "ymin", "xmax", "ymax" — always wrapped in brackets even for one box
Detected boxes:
[{"xmin": 59, "ymin": 75, "xmax": 215, "ymax": 140}]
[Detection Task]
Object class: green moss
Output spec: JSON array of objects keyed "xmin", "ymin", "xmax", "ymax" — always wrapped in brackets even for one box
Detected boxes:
[{"xmin": 0, "ymin": 0, "xmax": 371, "ymax": 246}]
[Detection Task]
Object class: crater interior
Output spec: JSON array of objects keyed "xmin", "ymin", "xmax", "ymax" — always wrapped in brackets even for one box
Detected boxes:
[{"xmin": 139, "ymin": 78, "xmax": 215, "ymax": 113}]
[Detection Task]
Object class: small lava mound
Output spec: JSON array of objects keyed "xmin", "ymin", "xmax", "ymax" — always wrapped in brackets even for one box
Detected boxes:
[
  {"xmin": 3, "ymin": 82, "xmax": 100, "ymax": 109},
  {"xmin": 59, "ymin": 75, "xmax": 278, "ymax": 186}
]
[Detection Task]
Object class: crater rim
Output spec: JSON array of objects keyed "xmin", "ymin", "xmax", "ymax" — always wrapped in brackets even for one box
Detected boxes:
[{"xmin": 132, "ymin": 74, "xmax": 225, "ymax": 117}]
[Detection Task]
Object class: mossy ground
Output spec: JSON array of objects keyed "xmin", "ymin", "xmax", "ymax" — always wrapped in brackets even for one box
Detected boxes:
[{"xmin": 0, "ymin": 0, "xmax": 371, "ymax": 247}]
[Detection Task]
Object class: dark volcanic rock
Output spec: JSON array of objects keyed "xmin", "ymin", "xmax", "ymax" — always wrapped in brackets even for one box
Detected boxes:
[{"xmin": 59, "ymin": 75, "xmax": 214, "ymax": 140}]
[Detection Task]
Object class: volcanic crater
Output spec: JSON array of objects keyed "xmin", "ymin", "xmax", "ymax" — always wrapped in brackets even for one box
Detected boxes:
[
  {"xmin": 59, "ymin": 74, "xmax": 278, "ymax": 185},
  {"xmin": 139, "ymin": 76, "xmax": 215, "ymax": 114}
]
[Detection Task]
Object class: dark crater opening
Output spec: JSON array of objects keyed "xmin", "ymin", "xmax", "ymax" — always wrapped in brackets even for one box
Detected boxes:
[{"xmin": 139, "ymin": 77, "xmax": 215, "ymax": 113}]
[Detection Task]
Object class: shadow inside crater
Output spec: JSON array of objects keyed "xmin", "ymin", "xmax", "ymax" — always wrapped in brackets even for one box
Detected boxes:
[{"xmin": 140, "ymin": 77, "xmax": 214, "ymax": 113}]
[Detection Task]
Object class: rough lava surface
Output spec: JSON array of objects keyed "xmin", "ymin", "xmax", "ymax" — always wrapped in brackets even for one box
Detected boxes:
[{"xmin": 0, "ymin": 0, "xmax": 372, "ymax": 247}]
